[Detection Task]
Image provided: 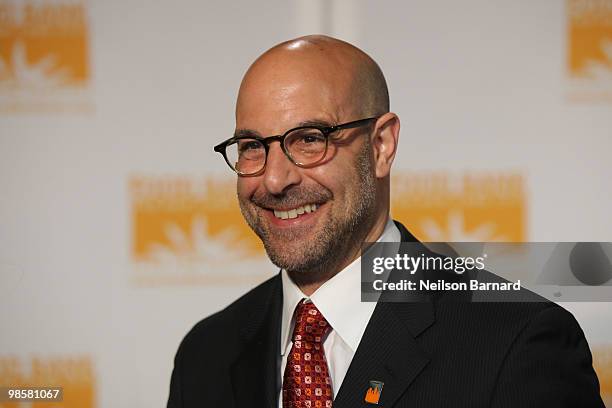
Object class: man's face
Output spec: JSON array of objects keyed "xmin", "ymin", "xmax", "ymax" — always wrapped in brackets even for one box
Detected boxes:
[{"xmin": 235, "ymin": 54, "xmax": 378, "ymax": 282}]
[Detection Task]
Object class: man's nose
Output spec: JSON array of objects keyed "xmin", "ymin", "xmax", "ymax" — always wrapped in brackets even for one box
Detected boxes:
[{"xmin": 262, "ymin": 142, "xmax": 301, "ymax": 195}]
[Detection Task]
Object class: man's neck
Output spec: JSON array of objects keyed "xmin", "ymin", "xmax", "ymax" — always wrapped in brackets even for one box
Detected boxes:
[{"xmin": 297, "ymin": 214, "xmax": 390, "ymax": 296}]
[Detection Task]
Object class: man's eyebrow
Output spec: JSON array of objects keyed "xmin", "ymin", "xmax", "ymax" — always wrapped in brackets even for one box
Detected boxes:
[
  {"xmin": 294, "ymin": 119, "xmax": 334, "ymax": 128},
  {"xmin": 234, "ymin": 119, "xmax": 335, "ymax": 139},
  {"xmin": 233, "ymin": 128, "xmax": 262, "ymax": 138}
]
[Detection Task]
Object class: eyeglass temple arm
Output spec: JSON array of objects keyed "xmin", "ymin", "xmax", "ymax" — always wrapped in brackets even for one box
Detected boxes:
[{"xmin": 329, "ymin": 117, "xmax": 379, "ymax": 132}]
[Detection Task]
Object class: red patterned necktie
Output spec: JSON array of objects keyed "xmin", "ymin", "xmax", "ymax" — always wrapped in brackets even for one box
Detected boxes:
[{"xmin": 282, "ymin": 299, "xmax": 333, "ymax": 408}]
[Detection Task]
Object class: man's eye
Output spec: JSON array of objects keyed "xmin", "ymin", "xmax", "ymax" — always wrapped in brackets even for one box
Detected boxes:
[
  {"xmin": 238, "ymin": 141, "xmax": 263, "ymax": 152},
  {"xmin": 294, "ymin": 132, "xmax": 325, "ymax": 144},
  {"xmin": 300, "ymin": 134, "xmax": 323, "ymax": 144}
]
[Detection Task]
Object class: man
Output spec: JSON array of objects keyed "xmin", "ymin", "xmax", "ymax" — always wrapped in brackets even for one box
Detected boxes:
[{"xmin": 167, "ymin": 35, "xmax": 604, "ymax": 407}]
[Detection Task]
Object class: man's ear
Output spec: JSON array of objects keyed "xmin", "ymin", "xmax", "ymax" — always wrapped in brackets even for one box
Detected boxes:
[{"xmin": 371, "ymin": 112, "xmax": 400, "ymax": 178}]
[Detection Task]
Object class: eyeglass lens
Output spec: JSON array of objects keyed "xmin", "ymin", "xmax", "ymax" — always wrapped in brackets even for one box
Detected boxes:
[{"xmin": 225, "ymin": 127, "xmax": 328, "ymax": 174}]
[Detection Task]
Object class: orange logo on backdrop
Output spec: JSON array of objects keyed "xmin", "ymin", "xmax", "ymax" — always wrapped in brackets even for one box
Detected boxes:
[
  {"xmin": 0, "ymin": 0, "xmax": 90, "ymax": 112},
  {"xmin": 0, "ymin": 355, "xmax": 95, "ymax": 408},
  {"xmin": 566, "ymin": 0, "xmax": 612, "ymax": 101},
  {"xmin": 130, "ymin": 173, "xmax": 524, "ymax": 284},
  {"xmin": 130, "ymin": 175, "xmax": 268, "ymax": 285},
  {"xmin": 391, "ymin": 172, "xmax": 525, "ymax": 242},
  {"xmin": 592, "ymin": 345, "xmax": 612, "ymax": 403}
]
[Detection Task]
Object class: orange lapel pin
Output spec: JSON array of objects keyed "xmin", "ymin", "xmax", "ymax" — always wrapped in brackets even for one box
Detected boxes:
[{"xmin": 365, "ymin": 380, "xmax": 384, "ymax": 404}]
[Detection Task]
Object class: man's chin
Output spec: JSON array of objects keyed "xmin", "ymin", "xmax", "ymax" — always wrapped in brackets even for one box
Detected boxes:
[{"xmin": 262, "ymin": 235, "xmax": 322, "ymax": 270}]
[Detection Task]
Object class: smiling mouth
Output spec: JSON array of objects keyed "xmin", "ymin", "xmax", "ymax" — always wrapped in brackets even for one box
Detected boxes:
[{"xmin": 272, "ymin": 203, "xmax": 319, "ymax": 220}]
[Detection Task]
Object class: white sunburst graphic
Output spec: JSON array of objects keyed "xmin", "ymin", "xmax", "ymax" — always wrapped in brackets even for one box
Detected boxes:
[
  {"xmin": 421, "ymin": 211, "xmax": 509, "ymax": 242},
  {"xmin": 582, "ymin": 39, "xmax": 612, "ymax": 83},
  {"xmin": 0, "ymin": 41, "xmax": 72, "ymax": 89},
  {"xmin": 146, "ymin": 216, "xmax": 257, "ymax": 269}
]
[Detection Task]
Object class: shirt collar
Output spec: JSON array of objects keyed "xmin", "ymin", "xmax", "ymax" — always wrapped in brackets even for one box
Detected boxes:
[{"xmin": 280, "ymin": 217, "xmax": 401, "ymax": 355}]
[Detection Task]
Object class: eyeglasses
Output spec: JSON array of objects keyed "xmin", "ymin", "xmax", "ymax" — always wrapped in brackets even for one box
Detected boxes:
[{"xmin": 214, "ymin": 116, "xmax": 379, "ymax": 176}]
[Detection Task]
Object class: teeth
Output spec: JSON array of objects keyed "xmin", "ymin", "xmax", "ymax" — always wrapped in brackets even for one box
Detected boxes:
[
  {"xmin": 273, "ymin": 204, "xmax": 319, "ymax": 219},
  {"xmin": 273, "ymin": 210, "xmax": 289, "ymax": 219}
]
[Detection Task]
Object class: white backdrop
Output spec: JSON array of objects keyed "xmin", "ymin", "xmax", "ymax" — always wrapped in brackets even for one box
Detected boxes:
[{"xmin": 1, "ymin": 0, "xmax": 611, "ymax": 406}]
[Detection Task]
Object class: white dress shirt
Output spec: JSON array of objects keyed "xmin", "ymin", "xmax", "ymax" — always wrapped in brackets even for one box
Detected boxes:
[{"xmin": 278, "ymin": 217, "xmax": 401, "ymax": 406}]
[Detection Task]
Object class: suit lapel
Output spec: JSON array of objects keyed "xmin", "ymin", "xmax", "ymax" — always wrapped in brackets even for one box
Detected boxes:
[
  {"xmin": 230, "ymin": 274, "xmax": 282, "ymax": 408},
  {"xmin": 333, "ymin": 301, "xmax": 434, "ymax": 407},
  {"xmin": 334, "ymin": 221, "xmax": 435, "ymax": 407}
]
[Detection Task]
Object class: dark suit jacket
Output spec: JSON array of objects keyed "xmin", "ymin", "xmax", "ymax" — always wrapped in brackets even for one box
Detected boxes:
[{"xmin": 167, "ymin": 221, "xmax": 604, "ymax": 407}]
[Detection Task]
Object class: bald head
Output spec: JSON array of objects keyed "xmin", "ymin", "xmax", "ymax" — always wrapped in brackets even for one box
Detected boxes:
[
  {"xmin": 233, "ymin": 36, "xmax": 400, "ymax": 291},
  {"xmin": 236, "ymin": 35, "xmax": 389, "ymax": 123}
]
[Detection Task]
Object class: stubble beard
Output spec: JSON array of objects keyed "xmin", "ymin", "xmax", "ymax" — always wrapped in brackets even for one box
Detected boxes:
[{"xmin": 238, "ymin": 143, "xmax": 377, "ymax": 286}]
